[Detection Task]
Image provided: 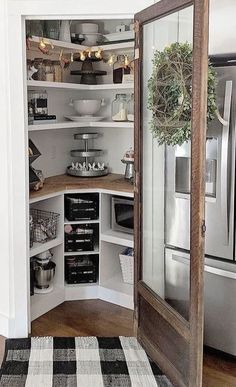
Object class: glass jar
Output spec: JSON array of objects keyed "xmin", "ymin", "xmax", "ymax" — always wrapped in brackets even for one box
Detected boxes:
[
  {"xmin": 33, "ymin": 58, "xmax": 46, "ymax": 81},
  {"xmin": 53, "ymin": 61, "xmax": 62, "ymax": 83},
  {"xmin": 113, "ymin": 55, "xmax": 131, "ymax": 84},
  {"xmin": 28, "ymin": 90, "xmax": 48, "ymax": 116},
  {"xmin": 44, "ymin": 20, "xmax": 60, "ymax": 40},
  {"xmin": 44, "ymin": 60, "xmax": 54, "ymax": 82},
  {"xmin": 112, "ymin": 94, "xmax": 128, "ymax": 122},
  {"xmin": 127, "ymin": 93, "xmax": 134, "ymax": 122}
]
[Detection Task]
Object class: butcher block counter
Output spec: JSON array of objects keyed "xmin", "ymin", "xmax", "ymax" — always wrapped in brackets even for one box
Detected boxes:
[{"xmin": 29, "ymin": 173, "xmax": 134, "ymax": 202}]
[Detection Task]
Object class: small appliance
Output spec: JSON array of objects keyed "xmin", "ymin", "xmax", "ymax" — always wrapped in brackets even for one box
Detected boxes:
[
  {"xmin": 111, "ymin": 196, "xmax": 134, "ymax": 234},
  {"xmin": 33, "ymin": 250, "xmax": 56, "ymax": 294}
]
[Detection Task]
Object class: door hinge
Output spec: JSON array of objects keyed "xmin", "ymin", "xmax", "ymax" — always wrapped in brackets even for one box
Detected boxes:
[
  {"xmin": 134, "ymin": 171, "xmax": 140, "ymax": 193},
  {"xmin": 134, "ymin": 20, "xmax": 140, "ymax": 50},
  {"xmin": 201, "ymin": 220, "xmax": 206, "ymax": 237}
]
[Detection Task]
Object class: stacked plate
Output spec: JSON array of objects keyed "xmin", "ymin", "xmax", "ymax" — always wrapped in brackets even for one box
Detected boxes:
[{"xmin": 75, "ymin": 23, "xmax": 103, "ymax": 46}]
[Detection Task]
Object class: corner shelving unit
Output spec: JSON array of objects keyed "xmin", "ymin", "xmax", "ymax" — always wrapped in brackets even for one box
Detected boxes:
[
  {"xmin": 28, "ymin": 121, "xmax": 134, "ymax": 132},
  {"xmin": 27, "ymin": 80, "xmax": 134, "ymax": 90},
  {"xmin": 27, "ymin": 27, "xmax": 135, "ymax": 324}
]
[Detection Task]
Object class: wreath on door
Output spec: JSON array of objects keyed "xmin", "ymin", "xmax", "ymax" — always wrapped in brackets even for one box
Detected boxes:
[{"xmin": 147, "ymin": 42, "xmax": 217, "ymax": 146}]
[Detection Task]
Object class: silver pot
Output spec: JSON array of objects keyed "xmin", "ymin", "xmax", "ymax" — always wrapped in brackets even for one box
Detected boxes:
[{"xmin": 34, "ymin": 261, "xmax": 56, "ymax": 289}]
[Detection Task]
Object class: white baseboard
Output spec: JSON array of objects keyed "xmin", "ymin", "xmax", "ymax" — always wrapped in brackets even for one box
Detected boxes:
[
  {"xmin": 99, "ymin": 286, "xmax": 134, "ymax": 310},
  {"xmin": 0, "ymin": 312, "xmax": 10, "ymax": 337}
]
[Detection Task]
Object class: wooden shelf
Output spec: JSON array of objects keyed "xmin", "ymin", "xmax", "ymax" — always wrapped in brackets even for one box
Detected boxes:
[
  {"xmin": 30, "ymin": 237, "xmax": 63, "ymax": 257},
  {"xmin": 30, "ymin": 36, "xmax": 134, "ymax": 53},
  {"xmin": 28, "ymin": 121, "xmax": 134, "ymax": 131},
  {"xmin": 27, "ymin": 80, "xmax": 134, "ymax": 91},
  {"xmin": 101, "ymin": 230, "xmax": 133, "ymax": 248}
]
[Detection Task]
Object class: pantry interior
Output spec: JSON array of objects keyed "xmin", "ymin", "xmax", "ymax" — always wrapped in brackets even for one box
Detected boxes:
[{"xmin": 26, "ymin": 18, "xmax": 135, "ymax": 331}]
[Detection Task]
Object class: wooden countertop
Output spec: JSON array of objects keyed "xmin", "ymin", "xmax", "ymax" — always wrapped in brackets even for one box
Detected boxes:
[{"xmin": 29, "ymin": 173, "xmax": 134, "ymax": 201}]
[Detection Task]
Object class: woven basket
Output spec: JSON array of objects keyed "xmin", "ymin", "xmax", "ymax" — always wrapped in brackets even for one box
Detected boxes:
[{"xmin": 119, "ymin": 253, "xmax": 134, "ymax": 284}]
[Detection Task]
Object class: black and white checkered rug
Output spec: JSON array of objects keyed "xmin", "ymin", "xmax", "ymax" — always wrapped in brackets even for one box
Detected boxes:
[{"xmin": 0, "ymin": 336, "xmax": 172, "ymax": 386}]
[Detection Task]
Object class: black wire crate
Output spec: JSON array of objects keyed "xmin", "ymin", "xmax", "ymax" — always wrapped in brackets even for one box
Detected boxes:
[
  {"xmin": 65, "ymin": 225, "xmax": 95, "ymax": 252},
  {"xmin": 65, "ymin": 193, "xmax": 99, "ymax": 221},
  {"xmin": 30, "ymin": 208, "xmax": 60, "ymax": 246}
]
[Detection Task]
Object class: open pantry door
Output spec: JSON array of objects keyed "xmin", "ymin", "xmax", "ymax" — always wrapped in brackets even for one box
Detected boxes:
[{"xmin": 134, "ymin": 0, "xmax": 209, "ymax": 386}]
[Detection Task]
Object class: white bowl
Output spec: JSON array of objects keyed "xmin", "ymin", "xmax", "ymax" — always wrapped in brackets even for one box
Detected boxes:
[
  {"xmin": 76, "ymin": 23, "xmax": 98, "ymax": 34},
  {"xmin": 71, "ymin": 100, "xmax": 102, "ymax": 116}
]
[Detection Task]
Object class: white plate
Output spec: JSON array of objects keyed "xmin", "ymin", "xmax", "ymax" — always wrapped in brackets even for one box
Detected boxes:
[{"xmin": 65, "ymin": 115, "xmax": 105, "ymax": 122}]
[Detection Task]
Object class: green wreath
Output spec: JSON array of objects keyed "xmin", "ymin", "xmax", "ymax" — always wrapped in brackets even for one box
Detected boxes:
[{"xmin": 147, "ymin": 42, "xmax": 217, "ymax": 146}]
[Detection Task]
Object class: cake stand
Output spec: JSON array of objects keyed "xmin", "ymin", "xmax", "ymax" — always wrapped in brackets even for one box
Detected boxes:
[
  {"xmin": 71, "ymin": 56, "xmax": 107, "ymax": 85},
  {"xmin": 67, "ymin": 133, "xmax": 109, "ymax": 177}
]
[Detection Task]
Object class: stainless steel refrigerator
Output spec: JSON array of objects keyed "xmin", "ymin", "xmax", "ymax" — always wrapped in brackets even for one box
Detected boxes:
[{"xmin": 165, "ymin": 62, "xmax": 236, "ymax": 355}]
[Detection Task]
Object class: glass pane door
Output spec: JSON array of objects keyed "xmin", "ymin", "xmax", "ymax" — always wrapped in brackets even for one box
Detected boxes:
[{"xmin": 142, "ymin": 7, "xmax": 193, "ymax": 321}]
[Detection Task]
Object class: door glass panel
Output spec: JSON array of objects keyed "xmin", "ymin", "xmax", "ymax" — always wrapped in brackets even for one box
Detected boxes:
[{"xmin": 142, "ymin": 7, "xmax": 193, "ymax": 321}]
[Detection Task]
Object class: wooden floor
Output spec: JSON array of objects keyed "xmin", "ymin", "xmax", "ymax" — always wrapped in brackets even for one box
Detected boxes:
[{"xmin": 0, "ymin": 300, "xmax": 235, "ymax": 386}]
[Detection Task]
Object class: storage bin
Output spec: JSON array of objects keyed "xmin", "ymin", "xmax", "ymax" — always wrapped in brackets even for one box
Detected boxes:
[
  {"xmin": 30, "ymin": 208, "xmax": 60, "ymax": 245},
  {"xmin": 65, "ymin": 255, "xmax": 98, "ymax": 284},
  {"xmin": 65, "ymin": 228, "xmax": 94, "ymax": 252},
  {"xmin": 119, "ymin": 248, "xmax": 134, "ymax": 284},
  {"xmin": 65, "ymin": 194, "xmax": 99, "ymax": 221}
]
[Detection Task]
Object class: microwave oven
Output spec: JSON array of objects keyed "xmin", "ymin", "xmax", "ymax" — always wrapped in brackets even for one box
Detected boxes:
[{"xmin": 111, "ymin": 196, "xmax": 134, "ymax": 234}]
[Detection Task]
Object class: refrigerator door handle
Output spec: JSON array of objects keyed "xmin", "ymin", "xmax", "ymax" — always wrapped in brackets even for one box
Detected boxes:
[
  {"xmin": 220, "ymin": 80, "xmax": 233, "ymax": 245},
  {"xmin": 172, "ymin": 254, "xmax": 236, "ymax": 279}
]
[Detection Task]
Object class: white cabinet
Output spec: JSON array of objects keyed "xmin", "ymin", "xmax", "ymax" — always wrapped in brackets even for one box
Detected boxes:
[{"xmin": 29, "ymin": 188, "xmax": 134, "ymax": 322}]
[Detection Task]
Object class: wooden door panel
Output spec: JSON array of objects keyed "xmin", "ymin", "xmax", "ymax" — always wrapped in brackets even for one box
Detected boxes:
[{"xmin": 134, "ymin": 1, "xmax": 209, "ymax": 386}]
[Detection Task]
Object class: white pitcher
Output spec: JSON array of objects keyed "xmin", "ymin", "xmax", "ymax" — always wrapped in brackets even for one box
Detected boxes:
[{"xmin": 59, "ymin": 21, "xmax": 71, "ymax": 42}]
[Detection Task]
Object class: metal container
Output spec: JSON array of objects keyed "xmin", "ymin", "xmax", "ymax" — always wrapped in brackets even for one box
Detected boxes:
[
  {"xmin": 67, "ymin": 166, "xmax": 108, "ymax": 177},
  {"xmin": 121, "ymin": 159, "xmax": 134, "ymax": 180},
  {"xmin": 34, "ymin": 261, "xmax": 56, "ymax": 289}
]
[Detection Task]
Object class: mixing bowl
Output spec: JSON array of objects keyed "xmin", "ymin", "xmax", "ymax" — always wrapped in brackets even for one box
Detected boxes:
[{"xmin": 69, "ymin": 99, "xmax": 104, "ymax": 116}]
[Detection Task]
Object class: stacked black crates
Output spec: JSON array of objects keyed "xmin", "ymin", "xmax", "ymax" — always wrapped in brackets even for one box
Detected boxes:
[{"xmin": 64, "ymin": 193, "xmax": 99, "ymax": 284}]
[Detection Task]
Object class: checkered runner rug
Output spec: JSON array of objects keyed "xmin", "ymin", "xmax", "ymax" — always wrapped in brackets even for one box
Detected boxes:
[{"xmin": 0, "ymin": 336, "xmax": 172, "ymax": 386}]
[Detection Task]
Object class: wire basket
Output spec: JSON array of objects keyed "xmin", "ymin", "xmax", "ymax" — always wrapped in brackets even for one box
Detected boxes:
[
  {"xmin": 119, "ymin": 249, "xmax": 134, "ymax": 284},
  {"xmin": 30, "ymin": 208, "xmax": 60, "ymax": 246}
]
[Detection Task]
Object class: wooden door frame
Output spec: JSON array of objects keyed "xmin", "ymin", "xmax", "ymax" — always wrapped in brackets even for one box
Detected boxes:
[{"xmin": 134, "ymin": 0, "xmax": 209, "ymax": 386}]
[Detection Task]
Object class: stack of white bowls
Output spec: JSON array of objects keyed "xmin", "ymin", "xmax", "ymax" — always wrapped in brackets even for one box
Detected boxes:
[{"xmin": 75, "ymin": 23, "xmax": 101, "ymax": 46}]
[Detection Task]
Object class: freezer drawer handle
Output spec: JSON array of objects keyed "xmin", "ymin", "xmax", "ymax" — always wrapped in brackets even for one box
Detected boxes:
[
  {"xmin": 221, "ymin": 80, "xmax": 233, "ymax": 245},
  {"xmin": 172, "ymin": 254, "xmax": 236, "ymax": 279}
]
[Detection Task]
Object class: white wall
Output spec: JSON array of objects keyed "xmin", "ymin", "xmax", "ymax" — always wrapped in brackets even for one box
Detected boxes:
[
  {"xmin": 0, "ymin": 0, "xmax": 154, "ymax": 337},
  {"xmin": 0, "ymin": 0, "xmax": 11, "ymax": 337}
]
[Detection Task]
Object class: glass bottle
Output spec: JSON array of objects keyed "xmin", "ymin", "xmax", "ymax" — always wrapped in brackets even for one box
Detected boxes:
[
  {"xmin": 33, "ymin": 58, "xmax": 46, "ymax": 81},
  {"xmin": 127, "ymin": 93, "xmax": 134, "ymax": 122},
  {"xmin": 113, "ymin": 55, "xmax": 131, "ymax": 84},
  {"xmin": 112, "ymin": 94, "xmax": 128, "ymax": 122},
  {"xmin": 28, "ymin": 104, "xmax": 34, "ymax": 125},
  {"xmin": 53, "ymin": 61, "xmax": 62, "ymax": 82}
]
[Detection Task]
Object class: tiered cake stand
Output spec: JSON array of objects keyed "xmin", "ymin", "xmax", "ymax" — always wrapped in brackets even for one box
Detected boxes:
[
  {"xmin": 71, "ymin": 57, "xmax": 107, "ymax": 85},
  {"xmin": 67, "ymin": 133, "xmax": 109, "ymax": 177}
]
